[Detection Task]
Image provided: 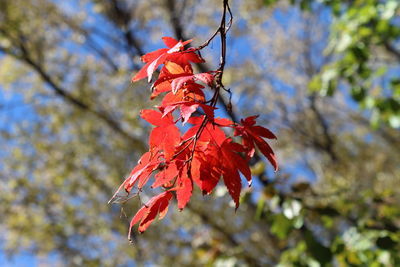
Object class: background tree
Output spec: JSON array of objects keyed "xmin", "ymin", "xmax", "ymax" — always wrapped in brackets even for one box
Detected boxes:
[
  {"xmin": 0, "ymin": 0, "xmax": 399, "ymax": 266},
  {"xmin": 266, "ymin": 0, "xmax": 400, "ymax": 128}
]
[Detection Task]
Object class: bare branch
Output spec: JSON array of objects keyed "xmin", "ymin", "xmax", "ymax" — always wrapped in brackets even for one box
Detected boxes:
[
  {"xmin": 303, "ymin": 20, "xmax": 337, "ymax": 161},
  {"xmin": 384, "ymin": 41, "xmax": 400, "ymax": 62},
  {"xmin": 186, "ymin": 204, "xmax": 266, "ymax": 267}
]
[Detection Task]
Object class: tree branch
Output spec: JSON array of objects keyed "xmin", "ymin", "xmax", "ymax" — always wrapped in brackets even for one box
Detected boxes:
[
  {"xmin": 186, "ymin": 204, "xmax": 266, "ymax": 267},
  {"xmin": 303, "ymin": 21, "xmax": 337, "ymax": 161},
  {"xmin": 108, "ymin": 0, "xmax": 145, "ymax": 59},
  {"xmin": 0, "ymin": 44, "xmax": 146, "ymax": 151},
  {"xmin": 384, "ymin": 41, "xmax": 400, "ymax": 62},
  {"xmin": 164, "ymin": 0, "xmax": 238, "ymax": 123}
]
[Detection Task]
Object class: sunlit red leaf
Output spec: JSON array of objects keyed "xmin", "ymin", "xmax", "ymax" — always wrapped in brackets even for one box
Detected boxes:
[
  {"xmin": 128, "ymin": 191, "xmax": 173, "ymax": 235},
  {"xmin": 141, "ymin": 109, "xmax": 181, "ymax": 160},
  {"xmin": 132, "ymin": 37, "xmax": 201, "ymax": 83},
  {"xmin": 171, "ymin": 73, "xmax": 214, "ymax": 94},
  {"xmin": 175, "ymin": 166, "xmax": 193, "ymax": 210},
  {"xmin": 191, "ymin": 149, "xmax": 221, "ymax": 195},
  {"xmin": 124, "ymin": 151, "xmax": 161, "ymax": 192},
  {"xmin": 150, "ymin": 124, "xmax": 180, "ymax": 160},
  {"xmin": 235, "ymin": 116, "xmax": 278, "ymax": 171},
  {"xmin": 151, "ymin": 161, "xmax": 180, "ymax": 188}
]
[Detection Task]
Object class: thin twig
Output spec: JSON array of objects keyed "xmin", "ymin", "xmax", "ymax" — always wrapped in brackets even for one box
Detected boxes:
[{"xmin": 174, "ymin": 0, "xmax": 232, "ymax": 178}]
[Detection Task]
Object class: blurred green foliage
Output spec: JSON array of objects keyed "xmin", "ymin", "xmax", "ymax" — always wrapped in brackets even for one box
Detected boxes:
[{"xmin": 268, "ymin": 0, "xmax": 400, "ymax": 128}]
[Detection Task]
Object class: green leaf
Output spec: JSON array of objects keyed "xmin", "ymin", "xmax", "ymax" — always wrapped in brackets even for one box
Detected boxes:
[
  {"xmin": 304, "ymin": 229, "xmax": 333, "ymax": 265},
  {"xmin": 271, "ymin": 214, "xmax": 293, "ymax": 240}
]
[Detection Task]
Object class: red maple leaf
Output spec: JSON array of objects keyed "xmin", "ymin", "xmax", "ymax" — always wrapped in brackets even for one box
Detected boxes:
[
  {"xmin": 128, "ymin": 191, "xmax": 173, "ymax": 235},
  {"xmin": 151, "ymin": 161, "xmax": 180, "ymax": 188},
  {"xmin": 188, "ymin": 136, "xmax": 252, "ymax": 207},
  {"xmin": 173, "ymin": 165, "xmax": 193, "ymax": 210},
  {"xmin": 141, "ymin": 109, "xmax": 181, "ymax": 160},
  {"xmin": 171, "ymin": 72, "xmax": 214, "ymax": 94},
  {"xmin": 190, "ymin": 147, "xmax": 221, "ymax": 195},
  {"xmin": 121, "ymin": 151, "xmax": 161, "ymax": 193},
  {"xmin": 162, "ymin": 101, "xmax": 215, "ymax": 125},
  {"xmin": 235, "ymin": 115, "xmax": 278, "ymax": 171},
  {"xmin": 182, "ymin": 116, "xmax": 226, "ymax": 146},
  {"xmin": 132, "ymin": 37, "xmax": 203, "ymax": 83},
  {"xmin": 150, "ymin": 61, "xmax": 194, "ymax": 99},
  {"xmin": 108, "ymin": 151, "xmax": 161, "ymax": 205},
  {"xmin": 160, "ymin": 37, "xmax": 204, "ymax": 66},
  {"xmin": 219, "ymin": 138, "xmax": 252, "ymax": 209}
]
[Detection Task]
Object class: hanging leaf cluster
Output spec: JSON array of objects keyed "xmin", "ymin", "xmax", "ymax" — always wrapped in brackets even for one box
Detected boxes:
[{"xmin": 111, "ymin": 34, "xmax": 277, "ymax": 237}]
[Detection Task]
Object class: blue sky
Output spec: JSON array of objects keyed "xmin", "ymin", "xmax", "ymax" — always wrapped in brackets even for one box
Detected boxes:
[{"xmin": 0, "ymin": 251, "xmax": 37, "ymax": 267}]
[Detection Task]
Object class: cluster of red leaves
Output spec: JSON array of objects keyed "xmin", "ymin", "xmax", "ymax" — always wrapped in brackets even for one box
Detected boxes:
[{"xmin": 112, "ymin": 37, "xmax": 277, "ymax": 236}]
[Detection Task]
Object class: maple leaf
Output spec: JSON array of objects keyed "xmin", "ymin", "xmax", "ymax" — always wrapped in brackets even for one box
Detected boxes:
[
  {"xmin": 182, "ymin": 116, "xmax": 227, "ymax": 146},
  {"xmin": 214, "ymin": 117, "xmax": 234, "ymax": 127},
  {"xmin": 174, "ymin": 166, "xmax": 193, "ymax": 210},
  {"xmin": 170, "ymin": 119, "xmax": 228, "ymax": 195},
  {"xmin": 132, "ymin": 37, "xmax": 203, "ymax": 83},
  {"xmin": 162, "ymin": 36, "xmax": 181, "ymax": 48},
  {"xmin": 150, "ymin": 61, "xmax": 194, "ymax": 99},
  {"xmin": 235, "ymin": 116, "xmax": 278, "ymax": 171},
  {"xmin": 160, "ymin": 84, "xmax": 202, "ymax": 107},
  {"xmin": 151, "ymin": 161, "xmax": 180, "ymax": 188},
  {"xmin": 108, "ymin": 151, "xmax": 160, "ymax": 202},
  {"xmin": 189, "ymin": 137, "xmax": 251, "ymax": 207},
  {"xmin": 162, "ymin": 101, "xmax": 215, "ymax": 125},
  {"xmin": 219, "ymin": 138, "xmax": 252, "ymax": 209},
  {"xmin": 171, "ymin": 72, "xmax": 214, "ymax": 94},
  {"xmin": 158, "ymin": 81, "xmax": 207, "ymax": 124},
  {"xmin": 177, "ymin": 102, "xmax": 199, "ymax": 124},
  {"xmin": 190, "ymin": 148, "xmax": 221, "ymax": 195},
  {"xmin": 160, "ymin": 37, "xmax": 204, "ymax": 66},
  {"xmin": 128, "ymin": 191, "xmax": 173, "ymax": 236},
  {"xmin": 141, "ymin": 109, "xmax": 181, "ymax": 160},
  {"xmin": 125, "ymin": 151, "xmax": 161, "ymax": 191}
]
